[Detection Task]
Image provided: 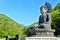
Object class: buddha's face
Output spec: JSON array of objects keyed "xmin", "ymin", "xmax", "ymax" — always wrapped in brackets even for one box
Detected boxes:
[{"xmin": 42, "ymin": 7, "xmax": 47, "ymax": 14}]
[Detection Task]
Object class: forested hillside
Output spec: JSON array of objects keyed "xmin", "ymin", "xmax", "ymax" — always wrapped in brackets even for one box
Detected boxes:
[{"xmin": 0, "ymin": 14, "xmax": 26, "ymax": 38}]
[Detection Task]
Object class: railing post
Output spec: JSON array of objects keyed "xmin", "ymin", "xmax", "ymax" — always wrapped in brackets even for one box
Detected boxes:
[
  {"xmin": 16, "ymin": 35, "xmax": 20, "ymax": 40},
  {"xmin": 6, "ymin": 36, "xmax": 10, "ymax": 40}
]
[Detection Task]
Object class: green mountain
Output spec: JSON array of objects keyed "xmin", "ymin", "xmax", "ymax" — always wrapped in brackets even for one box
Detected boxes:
[{"xmin": 0, "ymin": 14, "xmax": 26, "ymax": 38}]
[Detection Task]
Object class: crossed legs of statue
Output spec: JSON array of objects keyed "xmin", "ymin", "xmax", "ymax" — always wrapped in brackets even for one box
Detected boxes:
[{"xmin": 37, "ymin": 23, "xmax": 51, "ymax": 30}]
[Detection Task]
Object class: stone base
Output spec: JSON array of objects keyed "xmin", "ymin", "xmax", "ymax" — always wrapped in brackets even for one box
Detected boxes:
[
  {"xmin": 26, "ymin": 37, "xmax": 60, "ymax": 40},
  {"xmin": 29, "ymin": 28, "xmax": 55, "ymax": 37}
]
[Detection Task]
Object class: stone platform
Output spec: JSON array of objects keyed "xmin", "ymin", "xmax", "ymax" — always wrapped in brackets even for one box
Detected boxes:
[{"xmin": 29, "ymin": 28, "xmax": 55, "ymax": 37}]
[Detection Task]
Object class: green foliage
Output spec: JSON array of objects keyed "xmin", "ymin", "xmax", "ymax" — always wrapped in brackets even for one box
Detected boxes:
[
  {"xmin": 28, "ymin": 22, "xmax": 39, "ymax": 27},
  {"xmin": 51, "ymin": 10, "xmax": 60, "ymax": 28},
  {"xmin": 54, "ymin": 3, "xmax": 60, "ymax": 10},
  {"xmin": 0, "ymin": 30, "xmax": 8, "ymax": 38},
  {"xmin": 0, "ymin": 14, "xmax": 25, "ymax": 38},
  {"xmin": 24, "ymin": 27, "xmax": 30, "ymax": 37},
  {"xmin": 24, "ymin": 22, "xmax": 38, "ymax": 37},
  {"xmin": 51, "ymin": 3, "xmax": 60, "ymax": 36}
]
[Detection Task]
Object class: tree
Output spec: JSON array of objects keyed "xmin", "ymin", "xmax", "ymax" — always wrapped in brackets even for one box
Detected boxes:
[{"xmin": 51, "ymin": 3, "xmax": 60, "ymax": 36}]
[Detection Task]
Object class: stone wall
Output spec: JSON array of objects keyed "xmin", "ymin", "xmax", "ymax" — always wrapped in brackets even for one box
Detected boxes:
[{"xmin": 26, "ymin": 37, "xmax": 60, "ymax": 40}]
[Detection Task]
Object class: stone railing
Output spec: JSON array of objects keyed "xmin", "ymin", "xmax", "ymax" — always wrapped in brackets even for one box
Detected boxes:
[
  {"xmin": 5, "ymin": 35, "xmax": 60, "ymax": 40},
  {"xmin": 26, "ymin": 37, "xmax": 60, "ymax": 40}
]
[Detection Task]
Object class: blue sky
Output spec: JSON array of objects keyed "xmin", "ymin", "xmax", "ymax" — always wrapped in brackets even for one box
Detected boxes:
[{"xmin": 0, "ymin": 0, "xmax": 60, "ymax": 26}]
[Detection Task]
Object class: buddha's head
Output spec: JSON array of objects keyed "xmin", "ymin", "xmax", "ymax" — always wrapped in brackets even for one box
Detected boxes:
[
  {"xmin": 40, "ymin": 6, "xmax": 47, "ymax": 15},
  {"xmin": 40, "ymin": 2, "xmax": 52, "ymax": 14}
]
